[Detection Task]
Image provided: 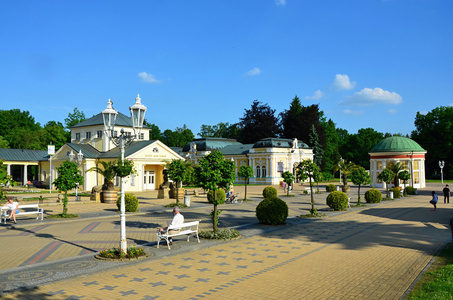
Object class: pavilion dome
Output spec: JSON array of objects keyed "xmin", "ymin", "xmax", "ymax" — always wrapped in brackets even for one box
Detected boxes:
[{"xmin": 370, "ymin": 136, "xmax": 426, "ymax": 153}]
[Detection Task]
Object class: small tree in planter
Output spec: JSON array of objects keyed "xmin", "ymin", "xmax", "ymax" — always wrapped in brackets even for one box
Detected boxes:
[
  {"xmin": 166, "ymin": 159, "xmax": 188, "ymax": 204},
  {"xmin": 398, "ymin": 170, "xmax": 411, "ymax": 196},
  {"xmin": 351, "ymin": 167, "xmax": 371, "ymax": 206},
  {"xmin": 377, "ymin": 168, "xmax": 394, "ymax": 198},
  {"xmin": 238, "ymin": 165, "xmax": 254, "ymax": 200},
  {"xmin": 87, "ymin": 160, "xmax": 117, "ymax": 191},
  {"xmin": 53, "ymin": 160, "xmax": 84, "ymax": 217},
  {"xmin": 281, "ymin": 171, "xmax": 295, "ymax": 196},
  {"xmin": 313, "ymin": 168, "xmax": 324, "ymax": 193},
  {"xmin": 297, "ymin": 159, "xmax": 320, "ymax": 215},
  {"xmin": 338, "ymin": 159, "xmax": 358, "ymax": 192}
]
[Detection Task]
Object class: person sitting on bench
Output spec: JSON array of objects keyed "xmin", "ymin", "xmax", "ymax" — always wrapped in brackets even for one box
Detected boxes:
[
  {"xmin": 158, "ymin": 206, "xmax": 184, "ymax": 245},
  {"xmin": 3, "ymin": 197, "xmax": 19, "ymax": 224}
]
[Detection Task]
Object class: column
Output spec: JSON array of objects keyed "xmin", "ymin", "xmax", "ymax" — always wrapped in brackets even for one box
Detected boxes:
[{"xmin": 23, "ymin": 164, "xmax": 28, "ymax": 185}]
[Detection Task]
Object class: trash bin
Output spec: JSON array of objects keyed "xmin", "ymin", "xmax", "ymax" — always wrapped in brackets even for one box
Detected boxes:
[
  {"xmin": 336, "ymin": 186, "xmax": 340, "ymax": 191},
  {"xmin": 389, "ymin": 191, "xmax": 394, "ymax": 199},
  {"xmin": 184, "ymin": 195, "xmax": 191, "ymax": 207}
]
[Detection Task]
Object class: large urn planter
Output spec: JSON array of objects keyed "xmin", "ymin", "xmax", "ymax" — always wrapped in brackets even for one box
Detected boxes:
[
  {"xmin": 341, "ymin": 185, "xmax": 350, "ymax": 193},
  {"xmin": 102, "ymin": 190, "xmax": 118, "ymax": 204}
]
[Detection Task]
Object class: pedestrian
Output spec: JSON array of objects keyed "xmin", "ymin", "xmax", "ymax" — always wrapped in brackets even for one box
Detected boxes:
[
  {"xmin": 158, "ymin": 206, "xmax": 184, "ymax": 245},
  {"xmin": 430, "ymin": 191, "xmax": 438, "ymax": 211},
  {"xmin": 282, "ymin": 181, "xmax": 286, "ymax": 192},
  {"xmin": 443, "ymin": 184, "xmax": 450, "ymax": 204},
  {"xmin": 2, "ymin": 197, "xmax": 19, "ymax": 224}
]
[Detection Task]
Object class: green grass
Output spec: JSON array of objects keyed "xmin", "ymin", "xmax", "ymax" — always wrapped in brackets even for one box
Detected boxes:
[
  {"xmin": 407, "ymin": 242, "xmax": 453, "ymax": 299},
  {"xmin": 47, "ymin": 213, "xmax": 79, "ymax": 219},
  {"xmin": 426, "ymin": 179, "xmax": 453, "ymax": 184}
]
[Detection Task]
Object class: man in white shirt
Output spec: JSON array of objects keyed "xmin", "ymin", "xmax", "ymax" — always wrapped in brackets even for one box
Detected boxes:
[
  {"xmin": 159, "ymin": 206, "xmax": 184, "ymax": 245},
  {"xmin": 3, "ymin": 197, "xmax": 19, "ymax": 224}
]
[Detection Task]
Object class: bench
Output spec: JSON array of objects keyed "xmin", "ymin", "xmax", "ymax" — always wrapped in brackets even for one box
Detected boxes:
[
  {"xmin": 1, "ymin": 204, "xmax": 44, "ymax": 224},
  {"xmin": 156, "ymin": 220, "xmax": 201, "ymax": 250},
  {"xmin": 305, "ymin": 187, "xmax": 311, "ymax": 194}
]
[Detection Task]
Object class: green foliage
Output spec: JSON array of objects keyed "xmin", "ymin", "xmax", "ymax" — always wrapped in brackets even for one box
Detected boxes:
[
  {"xmin": 326, "ymin": 184, "xmax": 336, "ymax": 193},
  {"xmin": 398, "ymin": 170, "xmax": 411, "ymax": 184},
  {"xmin": 309, "ymin": 124, "xmax": 324, "ymax": 167},
  {"xmin": 405, "ymin": 186, "xmax": 417, "ymax": 195},
  {"xmin": 255, "ymin": 197, "xmax": 288, "ymax": 225},
  {"xmin": 378, "ymin": 168, "xmax": 394, "ymax": 196},
  {"xmin": 53, "ymin": 161, "xmax": 84, "ymax": 216},
  {"xmin": 116, "ymin": 193, "xmax": 139, "ymax": 212},
  {"xmin": 0, "ymin": 136, "xmax": 9, "ymax": 148},
  {"xmin": 338, "ymin": 158, "xmax": 358, "ymax": 186},
  {"xmin": 388, "ymin": 162, "xmax": 405, "ymax": 187},
  {"xmin": 160, "ymin": 124, "xmax": 195, "ymax": 147},
  {"xmin": 326, "ymin": 191, "xmax": 349, "ymax": 211},
  {"xmin": 321, "ymin": 119, "xmax": 341, "ymax": 173},
  {"xmin": 239, "ymin": 100, "xmax": 280, "ymax": 144},
  {"xmin": 297, "ymin": 159, "xmax": 319, "ymax": 214},
  {"xmin": 281, "ymin": 171, "xmax": 295, "ymax": 196},
  {"xmin": 114, "ymin": 158, "xmax": 136, "ymax": 178},
  {"xmin": 365, "ymin": 188, "xmax": 382, "ymax": 203},
  {"xmin": 198, "ymin": 122, "xmax": 241, "ymax": 139},
  {"xmin": 322, "ymin": 171, "xmax": 333, "ymax": 181},
  {"xmin": 166, "ymin": 159, "xmax": 188, "ymax": 204},
  {"xmin": 64, "ymin": 107, "xmax": 86, "ymax": 129},
  {"xmin": 389, "ymin": 187, "xmax": 401, "ymax": 199},
  {"xmin": 262, "ymin": 186, "xmax": 278, "ymax": 198},
  {"xmin": 199, "ymin": 228, "xmax": 241, "ymax": 240},
  {"xmin": 0, "ymin": 160, "xmax": 11, "ymax": 199},
  {"xmin": 87, "ymin": 160, "xmax": 117, "ymax": 190},
  {"xmin": 238, "ymin": 165, "xmax": 254, "ymax": 200},
  {"xmin": 99, "ymin": 245, "xmax": 146, "ymax": 259},
  {"xmin": 351, "ymin": 167, "xmax": 371, "ymax": 205},
  {"xmin": 207, "ymin": 189, "xmax": 226, "ymax": 204}
]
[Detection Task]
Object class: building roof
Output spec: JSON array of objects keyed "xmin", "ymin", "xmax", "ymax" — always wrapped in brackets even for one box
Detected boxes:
[
  {"xmin": 70, "ymin": 112, "xmax": 133, "ymax": 128},
  {"xmin": 66, "ymin": 143, "xmax": 101, "ymax": 159},
  {"xmin": 219, "ymin": 144, "xmax": 254, "ymax": 155},
  {"xmin": 0, "ymin": 148, "xmax": 49, "ymax": 162},
  {"xmin": 182, "ymin": 138, "xmax": 242, "ymax": 152},
  {"xmin": 370, "ymin": 136, "xmax": 426, "ymax": 153},
  {"xmin": 252, "ymin": 138, "xmax": 309, "ymax": 149}
]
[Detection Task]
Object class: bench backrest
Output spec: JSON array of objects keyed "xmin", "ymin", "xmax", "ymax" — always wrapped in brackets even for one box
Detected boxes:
[
  {"xmin": 2, "ymin": 204, "xmax": 40, "ymax": 210},
  {"xmin": 168, "ymin": 220, "xmax": 200, "ymax": 230}
]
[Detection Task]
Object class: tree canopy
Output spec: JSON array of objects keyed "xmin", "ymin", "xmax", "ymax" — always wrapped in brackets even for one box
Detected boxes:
[
  {"xmin": 238, "ymin": 100, "xmax": 279, "ymax": 144},
  {"xmin": 64, "ymin": 107, "xmax": 86, "ymax": 129}
]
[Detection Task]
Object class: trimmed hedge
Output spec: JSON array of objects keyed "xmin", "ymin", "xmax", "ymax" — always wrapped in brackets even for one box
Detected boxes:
[
  {"xmin": 326, "ymin": 184, "xmax": 336, "ymax": 193},
  {"xmin": 405, "ymin": 186, "xmax": 417, "ymax": 195},
  {"xmin": 326, "ymin": 191, "xmax": 349, "ymax": 211},
  {"xmin": 116, "ymin": 193, "xmax": 139, "ymax": 212},
  {"xmin": 365, "ymin": 188, "xmax": 382, "ymax": 203},
  {"xmin": 389, "ymin": 187, "xmax": 401, "ymax": 198},
  {"xmin": 256, "ymin": 197, "xmax": 288, "ymax": 225},
  {"xmin": 207, "ymin": 189, "xmax": 226, "ymax": 204},
  {"xmin": 262, "ymin": 186, "xmax": 278, "ymax": 199}
]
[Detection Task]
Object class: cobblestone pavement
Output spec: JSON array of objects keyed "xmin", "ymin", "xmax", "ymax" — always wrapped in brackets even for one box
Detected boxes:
[{"xmin": 0, "ymin": 183, "xmax": 451, "ymax": 299}]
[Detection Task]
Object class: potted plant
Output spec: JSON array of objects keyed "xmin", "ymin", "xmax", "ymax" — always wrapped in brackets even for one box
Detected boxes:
[{"xmin": 87, "ymin": 160, "xmax": 118, "ymax": 203}]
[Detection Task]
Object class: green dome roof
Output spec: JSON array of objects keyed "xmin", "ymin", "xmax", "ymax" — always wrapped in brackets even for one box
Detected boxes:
[{"xmin": 370, "ymin": 136, "xmax": 426, "ymax": 153}]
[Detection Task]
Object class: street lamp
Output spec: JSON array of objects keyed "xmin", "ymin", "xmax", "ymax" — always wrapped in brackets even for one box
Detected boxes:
[
  {"xmin": 439, "ymin": 160, "xmax": 445, "ymax": 184},
  {"xmin": 69, "ymin": 149, "xmax": 84, "ymax": 201},
  {"xmin": 102, "ymin": 95, "xmax": 147, "ymax": 253}
]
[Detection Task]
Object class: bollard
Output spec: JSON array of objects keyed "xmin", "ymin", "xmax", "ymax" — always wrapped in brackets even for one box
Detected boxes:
[
  {"xmin": 184, "ymin": 195, "xmax": 191, "ymax": 207},
  {"xmin": 39, "ymin": 195, "xmax": 43, "ymax": 204}
]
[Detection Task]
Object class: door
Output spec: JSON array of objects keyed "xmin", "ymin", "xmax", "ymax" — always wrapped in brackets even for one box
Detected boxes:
[{"xmin": 143, "ymin": 171, "xmax": 155, "ymax": 190}]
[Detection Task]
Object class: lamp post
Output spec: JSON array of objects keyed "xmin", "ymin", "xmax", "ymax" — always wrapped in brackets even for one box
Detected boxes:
[
  {"xmin": 439, "ymin": 160, "xmax": 445, "ymax": 184},
  {"xmin": 102, "ymin": 95, "xmax": 146, "ymax": 253},
  {"xmin": 69, "ymin": 149, "xmax": 84, "ymax": 201}
]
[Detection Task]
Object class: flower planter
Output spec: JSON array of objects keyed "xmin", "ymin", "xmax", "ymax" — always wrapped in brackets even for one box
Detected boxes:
[{"xmin": 102, "ymin": 190, "xmax": 118, "ymax": 204}]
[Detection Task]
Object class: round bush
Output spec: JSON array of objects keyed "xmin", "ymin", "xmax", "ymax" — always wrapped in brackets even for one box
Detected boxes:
[
  {"xmin": 365, "ymin": 188, "xmax": 382, "ymax": 203},
  {"xmin": 262, "ymin": 186, "xmax": 278, "ymax": 198},
  {"xmin": 326, "ymin": 191, "xmax": 349, "ymax": 211},
  {"xmin": 207, "ymin": 189, "xmax": 226, "ymax": 204},
  {"xmin": 389, "ymin": 187, "xmax": 401, "ymax": 198},
  {"xmin": 405, "ymin": 186, "xmax": 416, "ymax": 195},
  {"xmin": 116, "ymin": 193, "xmax": 139, "ymax": 212},
  {"xmin": 256, "ymin": 197, "xmax": 288, "ymax": 225},
  {"xmin": 326, "ymin": 184, "xmax": 336, "ymax": 193}
]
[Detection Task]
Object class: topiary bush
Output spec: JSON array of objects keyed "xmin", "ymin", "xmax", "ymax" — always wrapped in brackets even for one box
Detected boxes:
[
  {"xmin": 116, "ymin": 193, "xmax": 139, "ymax": 212},
  {"xmin": 389, "ymin": 187, "xmax": 401, "ymax": 198},
  {"xmin": 326, "ymin": 191, "xmax": 349, "ymax": 211},
  {"xmin": 262, "ymin": 186, "xmax": 278, "ymax": 199},
  {"xmin": 207, "ymin": 189, "xmax": 226, "ymax": 204},
  {"xmin": 365, "ymin": 188, "xmax": 382, "ymax": 203},
  {"xmin": 326, "ymin": 184, "xmax": 336, "ymax": 193},
  {"xmin": 405, "ymin": 186, "xmax": 416, "ymax": 195},
  {"xmin": 256, "ymin": 197, "xmax": 288, "ymax": 225}
]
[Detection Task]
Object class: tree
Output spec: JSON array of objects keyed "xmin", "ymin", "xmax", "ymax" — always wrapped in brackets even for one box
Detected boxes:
[
  {"xmin": 377, "ymin": 168, "xmax": 394, "ymax": 198},
  {"xmin": 64, "ymin": 107, "xmax": 86, "ymax": 129},
  {"xmin": 238, "ymin": 165, "xmax": 254, "ymax": 200},
  {"xmin": 321, "ymin": 119, "xmax": 341, "ymax": 173},
  {"xmin": 239, "ymin": 100, "xmax": 279, "ymax": 144},
  {"xmin": 398, "ymin": 170, "xmax": 411, "ymax": 195},
  {"xmin": 166, "ymin": 159, "xmax": 188, "ymax": 204},
  {"xmin": 42, "ymin": 121, "xmax": 70, "ymax": 150},
  {"xmin": 0, "ymin": 160, "xmax": 12, "ymax": 199},
  {"xmin": 388, "ymin": 162, "xmax": 405, "ymax": 187},
  {"xmin": 297, "ymin": 159, "xmax": 319, "ymax": 215},
  {"xmin": 339, "ymin": 128, "xmax": 384, "ymax": 169},
  {"xmin": 148, "ymin": 124, "xmax": 162, "ymax": 141},
  {"xmin": 351, "ymin": 167, "xmax": 371, "ymax": 205},
  {"xmin": 161, "ymin": 125, "xmax": 195, "ymax": 147},
  {"xmin": 281, "ymin": 171, "xmax": 295, "ymax": 196},
  {"xmin": 86, "ymin": 160, "xmax": 117, "ymax": 190},
  {"xmin": 195, "ymin": 151, "xmax": 236, "ymax": 232},
  {"xmin": 0, "ymin": 109, "xmax": 42, "ymax": 149},
  {"xmin": 313, "ymin": 168, "xmax": 324, "ymax": 193},
  {"xmin": 338, "ymin": 159, "xmax": 358, "ymax": 188},
  {"xmin": 0, "ymin": 136, "xmax": 9, "ymax": 148},
  {"xmin": 53, "ymin": 161, "xmax": 84, "ymax": 216},
  {"xmin": 309, "ymin": 124, "xmax": 324, "ymax": 167}
]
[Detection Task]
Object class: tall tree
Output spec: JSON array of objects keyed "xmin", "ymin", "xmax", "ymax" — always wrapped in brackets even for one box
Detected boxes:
[
  {"xmin": 161, "ymin": 125, "xmax": 195, "ymax": 147},
  {"xmin": 309, "ymin": 124, "xmax": 324, "ymax": 167},
  {"xmin": 198, "ymin": 122, "xmax": 241, "ymax": 139},
  {"xmin": 297, "ymin": 159, "xmax": 320, "ymax": 215},
  {"xmin": 280, "ymin": 95, "xmax": 303, "ymax": 139},
  {"xmin": 0, "ymin": 109, "xmax": 41, "ymax": 149},
  {"xmin": 238, "ymin": 165, "xmax": 254, "ymax": 200},
  {"xmin": 166, "ymin": 159, "xmax": 188, "ymax": 204},
  {"xmin": 339, "ymin": 128, "xmax": 384, "ymax": 169},
  {"xmin": 64, "ymin": 107, "xmax": 86, "ymax": 129},
  {"xmin": 351, "ymin": 167, "xmax": 371, "ymax": 205},
  {"xmin": 53, "ymin": 160, "xmax": 84, "ymax": 216},
  {"xmin": 42, "ymin": 121, "xmax": 70, "ymax": 149},
  {"xmin": 238, "ymin": 100, "xmax": 279, "ymax": 144},
  {"xmin": 321, "ymin": 119, "xmax": 341, "ymax": 173}
]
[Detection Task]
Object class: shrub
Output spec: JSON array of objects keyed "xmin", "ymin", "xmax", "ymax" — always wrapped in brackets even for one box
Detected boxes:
[
  {"xmin": 322, "ymin": 171, "xmax": 333, "ymax": 181},
  {"xmin": 207, "ymin": 189, "xmax": 226, "ymax": 204},
  {"xmin": 326, "ymin": 191, "xmax": 349, "ymax": 211},
  {"xmin": 256, "ymin": 197, "xmax": 288, "ymax": 225},
  {"xmin": 365, "ymin": 189, "xmax": 382, "ymax": 203},
  {"xmin": 116, "ymin": 193, "xmax": 139, "ymax": 212},
  {"xmin": 405, "ymin": 186, "xmax": 417, "ymax": 195},
  {"xmin": 326, "ymin": 184, "xmax": 336, "ymax": 193},
  {"xmin": 262, "ymin": 186, "xmax": 278, "ymax": 199},
  {"xmin": 389, "ymin": 187, "xmax": 401, "ymax": 198}
]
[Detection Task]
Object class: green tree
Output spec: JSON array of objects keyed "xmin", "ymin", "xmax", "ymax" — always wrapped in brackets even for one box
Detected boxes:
[
  {"xmin": 0, "ymin": 160, "xmax": 12, "ymax": 199},
  {"xmin": 351, "ymin": 167, "xmax": 371, "ymax": 205},
  {"xmin": 388, "ymin": 162, "xmax": 405, "ymax": 187},
  {"xmin": 239, "ymin": 100, "xmax": 279, "ymax": 144},
  {"xmin": 148, "ymin": 124, "xmax": 162, "ymax": 141},
  {"xmin": 53, "ymin": 161, "xmax": 84, "ymax": 216},
  {"xmin": 0, "ymin": 109, "xmax": 42, "ymax": 149},
  {"xmin": 64, "ymin": 107, "xmax": 86, "ymax": 129},
  {"xmin": 238, "ymin": 165, "xmax": 254, "ymax": 200},
  {"xmin": 313, "ymin": 168, "xmax": 324, "ymax": 193},
  {"xmin": 321, "ymin": 119, "xmax": 341, "ymax": 173},
  {"xmin": 377, "ymin": 168, "xmax": 394, "ymax": 198},
  {"xmin": 309, "ymin": 124, "xmax": 324, "ymax": 167},
  {"xmin": 161, "ymin": 125, "xmax": 195, "ymax": 147},
  {"xmin": 338, "ymin": 158, "xmax": 358, "ymax": 188},
  {"xmin": 0, "ymin": 136, "xmax": 9, "ymax": 148},
  {"xmin": 42, "ymin": 121, "xmax": 70, "ymax": 150},
  {"xmin": 297, "ymin": 159, "xmax": 319, "ymax": 215},
  {"xmin": 86, "ymin": 160, "xmax": 117, "ymax": 190},
  {"xmin": 166, "ymin": 159, "xmax": 188, "ymax": 204},
  {"xmin": 195, "ymin": 151, "xmax": 236, "ymax": 232},
  {"xmin": 398, "ymin": 170, "xmax": 411, "ymax": 195},
  {"xmin": 281, "ymin": 171, "xmax": 295, "ymax": 196}
]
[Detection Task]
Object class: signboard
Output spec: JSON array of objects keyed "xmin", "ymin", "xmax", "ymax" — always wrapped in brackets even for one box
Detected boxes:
[{"xmin": 48, "ymin": 145, "xmax": 55, "ymax": 155}]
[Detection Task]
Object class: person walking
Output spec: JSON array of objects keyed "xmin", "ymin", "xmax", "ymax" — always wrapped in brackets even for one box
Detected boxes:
[
  {"xmin": 430, "ymin": 191, "xmax": 438, "ymax": 211},
  {"xmin": 443, "ymin": 184, "xmax": 450, "ymax": 204}
]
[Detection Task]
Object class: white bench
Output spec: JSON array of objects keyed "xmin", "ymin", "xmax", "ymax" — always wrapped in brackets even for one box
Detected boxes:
[
  {"xmin": 305, "ymin": 187, "xmax": 311, "ymax": 194},
  {"xmin": 156, "ymin": 220, "xmax": 201, "ymax": 250},
  {"xmin": 1, "ymin": 204, "xmax": 44, "ymax": 224}
]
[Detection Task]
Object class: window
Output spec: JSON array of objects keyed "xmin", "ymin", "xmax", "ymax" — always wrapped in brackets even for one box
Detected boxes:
[
  {"xmin": 115, "ymin": 176, "xmax": 120, "ymax": 187},
  {"xmin": 75, "ymin": 133, "xmax": 80, "ymax": 140},
  {"xmin": 140, "ymin": 133, "xmax": 144, "ymax": 140},
  {"xmin": 113, "ymin": 131, "xmax": 118, "ymax": 137},
  {"xmin": 97, "ymin": 131, "xmax": 103, "ymax": 138},
  {"xmin": 125, "ymin": 131, "xmax": 131, "ymax": 137},
  {"xmin": 413, "ymin": 161, "xmax": 419, "ymax": 170},
  {"xmin": 262, "ymin": 166, "xmax": 266, "ymax": 178},
  {"xmin": 376, "ymin": 161, "xmax": 383, "ymax": 170},
  {"xmin": 256, "ymin": 166, "xmax": 261, "ymax": 178},
  {"xmin": 86, "ymin": 132, "xmax": 91, "ymax": 139},
  {"xmin": 401, "ymin": 161, "xmax": 408, "ymax": 170},
  {"xmin": 414, "ymin": 172, "xmax": 420, "ymax": 184},
  {"xmin": 277, "ymin": 162, "xmax": 284, "ymax": 172}
]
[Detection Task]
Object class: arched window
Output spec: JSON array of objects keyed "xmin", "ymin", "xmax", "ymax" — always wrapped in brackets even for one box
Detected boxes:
[
  {"xmin": 256, "ymin": 166, "xmax": 261, "ymax": 178},
  {"xmin": 262, "ymin": 166, "xmax": 266, "ymax": 178}
]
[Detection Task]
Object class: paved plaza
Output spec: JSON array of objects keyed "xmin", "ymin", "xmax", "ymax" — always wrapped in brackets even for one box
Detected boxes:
[{"xmin": 0, "ymin": 183, "xmax": 451, "ymax": 299}]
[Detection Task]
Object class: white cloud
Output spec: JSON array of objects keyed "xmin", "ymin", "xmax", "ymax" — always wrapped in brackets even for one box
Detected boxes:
[
  {"xmin": 342, "ymin": 109, "xmax": 364, "ymax": 116},
  {"xmin": 332, "ymin": 74, "xmax": 356, "ymax": 90},
  {"xmin": 340, "ymin": 87, "xmax": 402, "ymax": 106},
  {"xmin": 449, "ymin": 103, "xmax": 453, "ymax": 107},
  {"xmin": 245, "ymin": 67, "xmax": 261, "ymax": 76},
  {"xmin": 305, "ymin": 90, "xmax": 324, "ymax": 100},
  {"xmin": 275, "ymin": 0, "xmax": 286, "ymax": 6},
  {"xmin": 138, "ymin": 72, "xmax": 162, "ymax": 84},
  {"xmin": 388, "ymin": 109, "xmax": 397, "ymax": 114}
]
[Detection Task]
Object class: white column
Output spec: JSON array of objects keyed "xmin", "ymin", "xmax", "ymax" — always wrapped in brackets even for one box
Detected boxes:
[
  {"xmin": 7, "ymin": 164, "xmax": 10, "ymax": 176},
  {"xmin": 23, "ymin": 164, "xmax": 28, "ymax": 185}
]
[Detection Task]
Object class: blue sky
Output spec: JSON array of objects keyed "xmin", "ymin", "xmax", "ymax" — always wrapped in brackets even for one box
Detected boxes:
[{"xmin": 1, "ymin": 0, "xmax": 452, "ymax": 138}]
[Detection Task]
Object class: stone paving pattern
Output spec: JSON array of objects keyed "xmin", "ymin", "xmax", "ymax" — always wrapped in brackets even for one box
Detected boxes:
[{"xmin": 0, "ymin": 183, "xmax": 451, "ymax": 299}]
